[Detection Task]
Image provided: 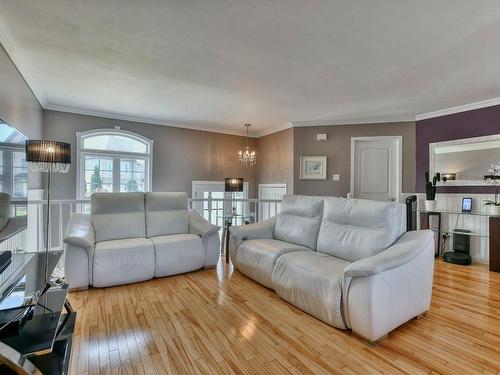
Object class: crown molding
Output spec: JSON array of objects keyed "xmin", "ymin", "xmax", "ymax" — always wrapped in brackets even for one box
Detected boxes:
[
  {"xmin": 44, "ymin": 104, "xmax": 260, "ymax": 137},
  {"xmin": 0, "ymin": 11, "xmax": 48, "ymax": 107},
  {"xmin": 255, "ymin": 122, "xmax": 293, "ymax": 137},
  {"xmin": 292, "ymin": 114, "xmax": 414, "ymax": 128},
  {"xmin": 415, "ymin": 97, "xmax": 500, "ymax": 121}
]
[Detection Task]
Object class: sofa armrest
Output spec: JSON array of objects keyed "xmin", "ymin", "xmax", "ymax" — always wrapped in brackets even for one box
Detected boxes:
[
  {"xmin": 344, "ymin": 230, "xmax": 434, "ymax": 278},
  {"xmin": 228, "ymin": 216, "xmax": 277, "ymax": 249},
  {"xmin": 64, "ymin": 213, "xmax": 95, "ymax": 250},
  {"xmin": 64, "ymin": 213, "xmax": 95, "ymax": 290},
  {"xmin": 343, "ymin": 230, "xmax": 435, "ymax": 343},
  {"xmin": 189, "ymin": 209, "xmax": 220, "ymax": 238}
]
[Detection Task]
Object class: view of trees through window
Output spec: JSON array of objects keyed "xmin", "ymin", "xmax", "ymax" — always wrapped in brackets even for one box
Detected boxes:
[{"xmin": 79, "ymin": 130, "xmax": 152, "ymax": 199}]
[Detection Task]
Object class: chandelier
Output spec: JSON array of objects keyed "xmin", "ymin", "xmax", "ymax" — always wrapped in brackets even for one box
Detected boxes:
[{"xmin": 238, "ymin": 123, "xmax": 256, "ymax": 167}]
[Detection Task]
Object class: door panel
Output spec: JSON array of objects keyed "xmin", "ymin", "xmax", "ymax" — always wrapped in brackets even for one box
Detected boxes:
[
  {"xmin": 352, "ymin": 138, "xmax": 400, "ymax": 202},
  {"xmin": 359, "ymin": 147, "xmax": 390, "ymax": 194}
]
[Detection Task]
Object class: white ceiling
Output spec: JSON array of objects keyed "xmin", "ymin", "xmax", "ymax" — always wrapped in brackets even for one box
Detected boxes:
[{"xmin": 1, "ymin": 1, "xmax": 500, "ymax": 136}]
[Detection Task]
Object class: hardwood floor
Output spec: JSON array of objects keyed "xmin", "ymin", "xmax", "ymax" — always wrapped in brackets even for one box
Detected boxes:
[{"xmin": 68, "ymin": 259, "xmax": 500, "ymax": 375}]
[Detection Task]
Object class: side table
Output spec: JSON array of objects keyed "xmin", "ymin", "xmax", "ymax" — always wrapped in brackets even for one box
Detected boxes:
[{"xmin": 490, "ymin": 216, "xmax": 500, "ymax": 272}]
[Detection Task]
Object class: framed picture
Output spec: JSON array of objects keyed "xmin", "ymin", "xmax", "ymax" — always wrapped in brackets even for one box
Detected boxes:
[{"xmin": 300, "ymin": 156, "xmax": 327, "ymax": 180}]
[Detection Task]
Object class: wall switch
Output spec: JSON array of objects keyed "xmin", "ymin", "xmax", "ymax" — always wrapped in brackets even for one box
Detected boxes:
[{"xmin": 332, "ymin": 174, "xmax": 340, "ymax": 181}]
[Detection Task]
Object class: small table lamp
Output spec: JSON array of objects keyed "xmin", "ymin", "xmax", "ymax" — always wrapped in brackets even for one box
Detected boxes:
[
  {"xmin": 26, "ymin": 140, "xmax": 71, "ymax": 284},
  {"xmin": 225, "ymin": 178, "xmax": 244, "ymax": 192}
]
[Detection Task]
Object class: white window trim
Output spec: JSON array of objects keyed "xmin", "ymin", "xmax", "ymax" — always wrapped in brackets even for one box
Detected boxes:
[{"xmin": 76, "ymin": 128, "xmax": 154, "ymax": 199}]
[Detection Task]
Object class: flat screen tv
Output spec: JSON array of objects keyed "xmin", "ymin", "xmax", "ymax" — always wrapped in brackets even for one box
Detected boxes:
[{"xmin": 0, "ymin": 119, "xmax": 28, "ymax": 244}]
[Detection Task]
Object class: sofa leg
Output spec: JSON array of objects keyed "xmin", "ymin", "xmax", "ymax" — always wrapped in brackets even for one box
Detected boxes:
[
  {"xmin": 352, "ymin": 331, "xmax": 388, "ymax": 346},
  {"xmin": 415, "ymin": 311, "xmax": 428, "ymax": 320}
]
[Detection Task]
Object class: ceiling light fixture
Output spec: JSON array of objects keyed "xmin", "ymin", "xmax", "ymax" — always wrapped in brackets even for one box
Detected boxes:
[{"xmin": 238, "ymin": 124, "xmax": 256, "ymax": 167}]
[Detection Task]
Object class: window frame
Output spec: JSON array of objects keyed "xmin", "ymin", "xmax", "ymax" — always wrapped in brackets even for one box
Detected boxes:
[{"xmin": 76, "ymin": 128, "xmax": 154, "ymax": 199}]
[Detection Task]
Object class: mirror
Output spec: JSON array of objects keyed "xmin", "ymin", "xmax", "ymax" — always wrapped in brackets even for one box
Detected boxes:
[
  {"xmin": 430, "ymin": 134, "xmax": 500, "ymax": 186},
  {"xmin": 0, "ymin": 119, "xmax": 28, "ymax": 242}
]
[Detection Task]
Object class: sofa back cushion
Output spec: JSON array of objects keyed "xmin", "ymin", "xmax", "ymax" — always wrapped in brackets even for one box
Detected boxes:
[
  {"xmin": 92, "ymin": 192, "xmax": 145, "ymax": 242},
  {"xmin": 145, "ymin": 192, "xmax": 189, "ymax": 237},
  {"xmin": 316, "ymin": 197, "xmax": 406, "ymax": 261},
  {"xmin": 274, "ymin": 195, "xmax": 324, "ymax": 249}
]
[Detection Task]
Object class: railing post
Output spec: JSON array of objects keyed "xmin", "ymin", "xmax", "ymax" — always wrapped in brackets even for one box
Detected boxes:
[
  {"xmin": 58, "ymin": 203, "xmax": 63, "ymax": 251},
  {"xmin": 207, "ymin": 194, "xmax": 212, "ymax": 224}
]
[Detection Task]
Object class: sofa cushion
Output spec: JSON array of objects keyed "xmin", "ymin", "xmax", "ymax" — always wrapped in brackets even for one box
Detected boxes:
[
  {"xmin": 145, "ymin": 192, "xmax": 189, "ymax": 237},
  {"xmin": 150, "ymin": 233, "xmax": 204, "ymax": 277},
  {"xmin": 272, "ymin": 251, "xmax": 351, "ymax": 329},
  {"xmin": 236, "ymin": 239, "xmax": 312, "ymax": 288},
  {"xmin": 274, "ymin": 195, "xmax": 324, "ymax": 249},
  {"xmin": 93, "ymin": 237, "xmax": 154, "ymax": 287},
  {"xmin": 91, "ymin": 192, "xmax": 145, "ymax": 242},
  {"xmin": 316, "ymin": 197, "xmax": 406, "ymax": 262}
]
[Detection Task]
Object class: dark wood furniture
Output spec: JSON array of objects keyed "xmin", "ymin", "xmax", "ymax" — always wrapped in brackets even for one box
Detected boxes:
[
  {"xmin": 419, "ymin": 212, "xmax": 442, "ymax": 257},
  {"xmin": 490, "ymin": 216, "xmax": 500, "ymax": 272}
]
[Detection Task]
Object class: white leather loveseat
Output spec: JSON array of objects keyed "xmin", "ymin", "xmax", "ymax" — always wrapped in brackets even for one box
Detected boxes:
[
  {"xmin": 229, "ymin": 194, "xmax": 434, "ymax": 344},
  {"xmin": 63, "ymin": 192, "xmax": 220, "ymax": 289}
]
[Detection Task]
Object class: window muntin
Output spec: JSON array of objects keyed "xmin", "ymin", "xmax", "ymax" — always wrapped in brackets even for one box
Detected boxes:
[{"xmin": 78, "ymin": 129, "xmax": 152, "ymax": 199}]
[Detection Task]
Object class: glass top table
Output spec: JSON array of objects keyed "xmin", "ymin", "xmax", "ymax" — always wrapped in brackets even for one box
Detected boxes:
[
  {"xmin": 218, "ymin": 214, "xmax": 254, "ymax": 263},
  {"xmin": 0, "ymin": 251, "xmax": 66, "ymax": 356}
]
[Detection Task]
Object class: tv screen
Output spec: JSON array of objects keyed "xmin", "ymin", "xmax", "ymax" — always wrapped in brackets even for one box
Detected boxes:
[
  {"xmin": 462, "ymin": 197, "xmax": 472, "ymax": 213},
  {"xmin": 0, "ymin": 120, "xmax": 28, "ymax": 244}
]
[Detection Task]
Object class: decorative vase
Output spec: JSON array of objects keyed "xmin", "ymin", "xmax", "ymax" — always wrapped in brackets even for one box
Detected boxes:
[
  {"xmin": 424, "ymin": 200, "xmax": 437, "ymax": 212},
  {"xmin": 489, "ymin": 205, "xmax": 500, "ymax": 216}
]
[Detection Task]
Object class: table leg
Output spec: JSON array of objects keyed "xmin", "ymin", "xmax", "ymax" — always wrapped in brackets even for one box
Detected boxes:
[
  {"xmin": 225, "ymin": 223, "xmax": 231, "ymax": 263},
  {"xmin": 220, "ymin": 225, "xmax": 227, "ymax": 258}
]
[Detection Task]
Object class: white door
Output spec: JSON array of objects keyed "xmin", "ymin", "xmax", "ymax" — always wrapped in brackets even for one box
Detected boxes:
[
  {"xmin": 258, "ymin": 183, "xmax": 286, "ymax": 221},
  {"xmin": 192, "ymin": 181, "xmax": 249, "ymax": 226},
  {"xmin": 351, "ymin": 137, "xmax": 401, "ymax": 202}
]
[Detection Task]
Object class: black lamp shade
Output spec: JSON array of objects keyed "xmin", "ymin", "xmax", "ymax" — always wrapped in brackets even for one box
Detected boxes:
[
  {"xmin": 26, "ymin": 140, "xmax": 71, "ymax": 164},
  {"xmin": 225, "ymin": 178, "xmax": 244, "ymax": 192},
  {"xmin": 26, "ymin": 140, "xmax": 71, "ymax": 173}
]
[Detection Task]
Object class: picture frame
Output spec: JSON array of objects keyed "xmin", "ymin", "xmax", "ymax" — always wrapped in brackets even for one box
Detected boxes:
[{"xmin": 300, "ymin": 156, "xmax": 327, "ymax": 180}]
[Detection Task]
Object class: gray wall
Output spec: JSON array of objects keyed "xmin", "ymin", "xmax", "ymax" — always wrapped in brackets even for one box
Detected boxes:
[
  {"xmin": 255, "ymin": 128, "xmax": 294, "ymax": 194},
  {"xmin": 293, "ymin": 122, "xmax": 415, "ymax": 196},
  {"xmin": 43, "ymin": 110, "xmax": 258, "ymax": 199},
  {"xmin": 0, "ymin": 44, "xmax": 43, "ymax": 188}
]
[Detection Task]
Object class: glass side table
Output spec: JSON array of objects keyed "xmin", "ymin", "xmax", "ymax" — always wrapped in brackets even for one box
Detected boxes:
[{"xmin": 217, "ymin": 214, "xmax": 253, "ymax": 263}]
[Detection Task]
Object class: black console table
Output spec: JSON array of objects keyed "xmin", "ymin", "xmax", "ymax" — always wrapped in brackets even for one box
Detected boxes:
[{"xmin": 0, "ymin": 251, "xmax": 75, "ymax": 374}]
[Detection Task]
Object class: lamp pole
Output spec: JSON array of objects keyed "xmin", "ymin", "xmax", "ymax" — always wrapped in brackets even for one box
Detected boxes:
[{"xmin": 44, "ymin": 170, "xmax": 51, "ymax": 284}]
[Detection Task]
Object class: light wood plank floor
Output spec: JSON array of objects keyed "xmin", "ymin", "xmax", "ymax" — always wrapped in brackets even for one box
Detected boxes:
[{"xmin": 68, "ymin": 259, "xmax": 500, "ymax": 375}]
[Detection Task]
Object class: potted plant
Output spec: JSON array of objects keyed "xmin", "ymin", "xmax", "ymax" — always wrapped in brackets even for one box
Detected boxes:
[
  {"xmin": 424, "ymin": 171, "xmax": 440, "ymax": 211},
  {"xmin": 484, "ymin": 162, "xmax": 500, "ymax": 216}
]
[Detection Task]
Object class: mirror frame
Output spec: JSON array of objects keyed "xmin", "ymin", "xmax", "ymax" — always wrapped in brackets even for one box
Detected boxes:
[{"xmin": 429, "ymin": 133, "xmax": 500, "ymax": 186}]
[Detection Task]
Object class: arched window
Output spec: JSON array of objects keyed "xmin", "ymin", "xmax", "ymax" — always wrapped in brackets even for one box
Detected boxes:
[{"xmin": 77, "ymin": 128, "xmax": 153, "ymax": 199}]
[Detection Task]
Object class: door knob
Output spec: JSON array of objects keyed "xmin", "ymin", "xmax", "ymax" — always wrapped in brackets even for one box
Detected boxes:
[{"xmin": 389, "ymin": 197, "xmax": 395, "ymax": 202}]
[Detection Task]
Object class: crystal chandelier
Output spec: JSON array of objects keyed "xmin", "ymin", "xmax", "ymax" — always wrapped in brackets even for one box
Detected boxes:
[{"xmin": 238, "ymin": 123, "xmax": 256, "ymax": 167}]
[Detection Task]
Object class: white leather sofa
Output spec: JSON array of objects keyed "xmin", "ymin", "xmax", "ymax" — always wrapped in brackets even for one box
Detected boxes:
[
  {"xmin": 229, "ymin": 194, "xmax": 434, "ymax": 344},
  {"xmin": 63, "ymin": 192, "xmax": 220, "ymax": 289}
]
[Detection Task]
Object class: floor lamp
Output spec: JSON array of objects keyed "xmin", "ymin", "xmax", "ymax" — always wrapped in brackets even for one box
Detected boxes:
[
  {"xmin": 225, "ymin": 177, "xmax": 244, "ymax": 218},
  {"xmin": 26, "ymin": 140, "xmax": 71, "ymax": 284}
]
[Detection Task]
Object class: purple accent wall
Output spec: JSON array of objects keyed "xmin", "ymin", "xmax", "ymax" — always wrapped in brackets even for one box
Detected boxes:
[{"xmin": 416, "ymin": 104, "xmax": 500, "ymax": 193}]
